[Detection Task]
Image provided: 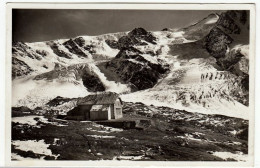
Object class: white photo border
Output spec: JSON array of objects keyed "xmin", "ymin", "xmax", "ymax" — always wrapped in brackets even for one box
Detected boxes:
[{"xmin": 5, "ymin": 3, "xmax": 256, "ymax": 167}]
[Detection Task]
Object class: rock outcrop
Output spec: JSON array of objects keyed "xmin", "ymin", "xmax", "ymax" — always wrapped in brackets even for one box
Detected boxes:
[
  {"xmin": 12, "ymin": 57, "xmax": 33, "ymax": 79},
  {"xmin": 104, "ymin": 47, "xmax": 169, "ymax": 91},
  {"xmin": 47, "ymin": 41, "xmax": 73, "ymax": 59},
  {"xmin": 106, "ymin": 27, "xmax": 157, "ymax": 49},
  {"xmin": 204, "ymin": 27, "xmax": 233, "ymax": 59},
  {"xmin": 12, "ymin": 41, "xmax": 43, "ymax": 60},
  {"xmin": 203, "ymin": 11, "xmax": 249, "ymax": 90},
  {"xmin": 63, "ymin": 39, "xmax": 88, "ymax": 58}
]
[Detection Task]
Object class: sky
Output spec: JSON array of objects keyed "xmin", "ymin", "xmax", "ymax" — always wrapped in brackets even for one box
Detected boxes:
[{"xmin": 12, "ymin": 9, "xmax": 223, "ymax": 42}]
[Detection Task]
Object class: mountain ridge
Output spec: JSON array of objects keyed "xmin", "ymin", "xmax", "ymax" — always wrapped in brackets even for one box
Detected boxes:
[{"xmin": 11, "ymin": 10, "xmax": 250, "ymax": 119}]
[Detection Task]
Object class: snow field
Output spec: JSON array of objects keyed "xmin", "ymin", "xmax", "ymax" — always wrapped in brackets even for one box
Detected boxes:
[{"xmin": 12, "ymin": 140, "xmax": 60, "ymax": 159}]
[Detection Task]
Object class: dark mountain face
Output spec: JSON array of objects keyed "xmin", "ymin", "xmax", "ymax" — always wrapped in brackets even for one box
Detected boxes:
[
  {"xmin": 81, "ymin": 73, "xmax": 105, "ymax": 92},
  {"xmin": 47, "ymin": 41, "xmax": 73, "ymax": 59},
  {"xmin": 128, "ymin": 27, "xmax": 157, "ymax": 44},
  {"xmin": 105, "ymin": 39, "xmax": 118, "ymax": 49},
  {"xmin": 12, "ymin": 42, "xmax": 46, "ymax": 78},
  {"xmin": 217, "ymin": 12, "xmax": 241, "ymax": 34},
  {"xmin": 169, "ymin": 40, "xmax": 212, "ymax": 60},
  {"xmin": 73, "ymin": 37, "xmax": 86, "ymax": 47},
  {"xmin": 47, "ymin": 38, "xmax": 96, "ymax": 60},
  {"xmin": 105, "ymin": 60, "xmax": 167, "ymax": 91},
  {"xmin": 63, "ymin": 39, "xmax": 88, "ymax": 58},
  {"xmin": 118, "ymin": 36, "xmax": 139, "ymax": 49},
  {"xmin": 217, "ymin": 10, "xmax": 249, "ymax": 34},
  {"xmin": 204, "ymin": 27, "xmax": 233, "ymax": 59},
  {"xmin": 12, "ymin": 57, "xmax": 33, "ymax": 79},
  {"xmin": 203, "ymin": 10, "xmax": 249, "ymax": 75},
  {"xmin": 101, "ymin": 27, "xmax": 169, "ymax": 91},
  {"xmin": 12, "ymin": 42, "xmax": 44, "ymax": 60},
  {"xmin": 106, "ymin": 27, "xmax": 157, "ymax": 49},
  {"xmin": 101, "ymin": 46, "xmax": 169, "ymax": 91},
  {"xmin": 73, "ymin": 37, "xmax": 96, "ymax": 54}
]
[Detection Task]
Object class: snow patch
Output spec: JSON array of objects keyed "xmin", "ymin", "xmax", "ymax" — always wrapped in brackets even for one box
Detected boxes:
[
  {"xmin": 174, "ymin": 61, "xmax": 181, "ymax": 68},
  {"xmin": 92, "ymin": 123, "xmax": 123, "ymax": 133},
  {"xmin": 80, "ymin": 35, "xmax": 120, "ymax": 58},
  {"xmin": 128, "ymin": 59, "xmax": 145, "ymax": 65},
  {"xmin": 86, "ymin": 135, "xmax": 116, "ymax": 139},
  {"xmin": 88, "ymin": 63, "xmax": 130, "ymax": 93},
  {"xmin": 12, "ymin": 115, "xmax": 40, "ymax": 126},
  {"xmin": 12, "ymin": 115, "xmax": 67, "ymax": 127},
  {"xmin": 229, "ymin": 130, "xmax": 238, "ymax": 135},
  {"xmin": 141, "ymin": 54, "xmax": 159, "ymax": 64},
  {"xmin": 12, "ymin": 153, "xmax": 44, "ymax": 160},
  {"xmin": 205, "ymin": 17, "xmax": 219, "ymax": 24},
  {"xmin": 12, "ymin": 75, "xmax": 89, "ymax": 108},
  {"xmin": 212, "ymin": 151, "xmax": 248, "ymax": 162},
  {"xmin": 12, "ymin": 140, "xmax": 59, "ymax": 159},
  {"xmin": 176, "ymin": 133, "xmax": 202, "ymax": 142}
]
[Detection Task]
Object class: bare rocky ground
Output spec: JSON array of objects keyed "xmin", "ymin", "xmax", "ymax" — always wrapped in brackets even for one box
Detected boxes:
[{"xmin": 11, "ymin": 102, "xmax": 248, "ymax": 161}]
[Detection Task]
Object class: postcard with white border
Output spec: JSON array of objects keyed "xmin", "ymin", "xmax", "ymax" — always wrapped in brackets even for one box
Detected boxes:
[{"xmin": 5, "ymin": 2, "xmax": 256, "ymax": 167}]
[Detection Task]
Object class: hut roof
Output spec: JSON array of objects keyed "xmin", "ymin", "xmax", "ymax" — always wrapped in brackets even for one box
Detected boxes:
[{"xmin": 77, "ymin": 92, "xmax": 122, "ymax": 105}]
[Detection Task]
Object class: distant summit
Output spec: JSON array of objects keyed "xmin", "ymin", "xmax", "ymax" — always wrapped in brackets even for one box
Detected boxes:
[
  {"xmin": 180, "ymin": 13, "xmax": 219, "ymax": 41},
  {"xmin": 106, "ymin": 27, "xmax": 157, "ymax": 50}
]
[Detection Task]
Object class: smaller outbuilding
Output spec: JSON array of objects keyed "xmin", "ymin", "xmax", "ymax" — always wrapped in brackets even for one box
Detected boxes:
[{"xmin": 66, "ymin": 92, "xmax": 123, "ymax": 121}]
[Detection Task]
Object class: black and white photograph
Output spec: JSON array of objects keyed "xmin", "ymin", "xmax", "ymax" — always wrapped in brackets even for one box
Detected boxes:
[{"xmin": 5, "ymin": 3, "xmax": 256, "ymax": 166}]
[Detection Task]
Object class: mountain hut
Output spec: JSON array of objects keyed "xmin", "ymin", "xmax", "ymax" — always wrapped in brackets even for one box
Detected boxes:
[{"xmin": 66, "ymin": 92, "xmax": 123, "ymax": 121}]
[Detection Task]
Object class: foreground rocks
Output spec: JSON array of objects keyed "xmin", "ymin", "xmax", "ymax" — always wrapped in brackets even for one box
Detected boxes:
[{"xmin": 11, "ymin": 102, "xmax": 248, "ymax": 161}]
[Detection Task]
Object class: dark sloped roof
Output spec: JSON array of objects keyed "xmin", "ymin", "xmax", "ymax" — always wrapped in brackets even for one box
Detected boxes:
[{"xmin": 77, "ymin": 92, "xmax": 121, "ymax": 105}]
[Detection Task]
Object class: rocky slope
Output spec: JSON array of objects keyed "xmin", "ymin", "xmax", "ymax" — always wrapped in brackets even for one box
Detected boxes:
[
  {"xmin": 100, "ymin": 28, "xmax": 169, "ymax": 91},
  {"xmin": 12, "ymin": 101, "xmax": 248, "ymax": 161},
  {"xmin": 12, "ymin": 32, "xmax": 124, "ymax": 79},
  {"xmin": 105, "ymin": 27, "xmax": 157, "ymax": 49},
  {"xmin": 12, "ymin": 57, "xmax": 33, "ymax": 79}
]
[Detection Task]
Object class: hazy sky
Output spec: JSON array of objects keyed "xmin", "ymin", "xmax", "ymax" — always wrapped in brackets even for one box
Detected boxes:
[{"xmin": 12, "ymin": 9, "xmax": 223, "ymax": 42}]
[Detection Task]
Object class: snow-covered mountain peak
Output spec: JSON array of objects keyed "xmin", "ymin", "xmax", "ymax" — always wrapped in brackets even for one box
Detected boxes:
[{"xmin": 12, "ymin": 10, "xmax": 250, "ymax": 119}]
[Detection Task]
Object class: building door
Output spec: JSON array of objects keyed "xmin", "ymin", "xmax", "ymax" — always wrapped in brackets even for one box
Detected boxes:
[{"xmin": 115, "ymin": 108, "xmax": 122, "ymax": 119}]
